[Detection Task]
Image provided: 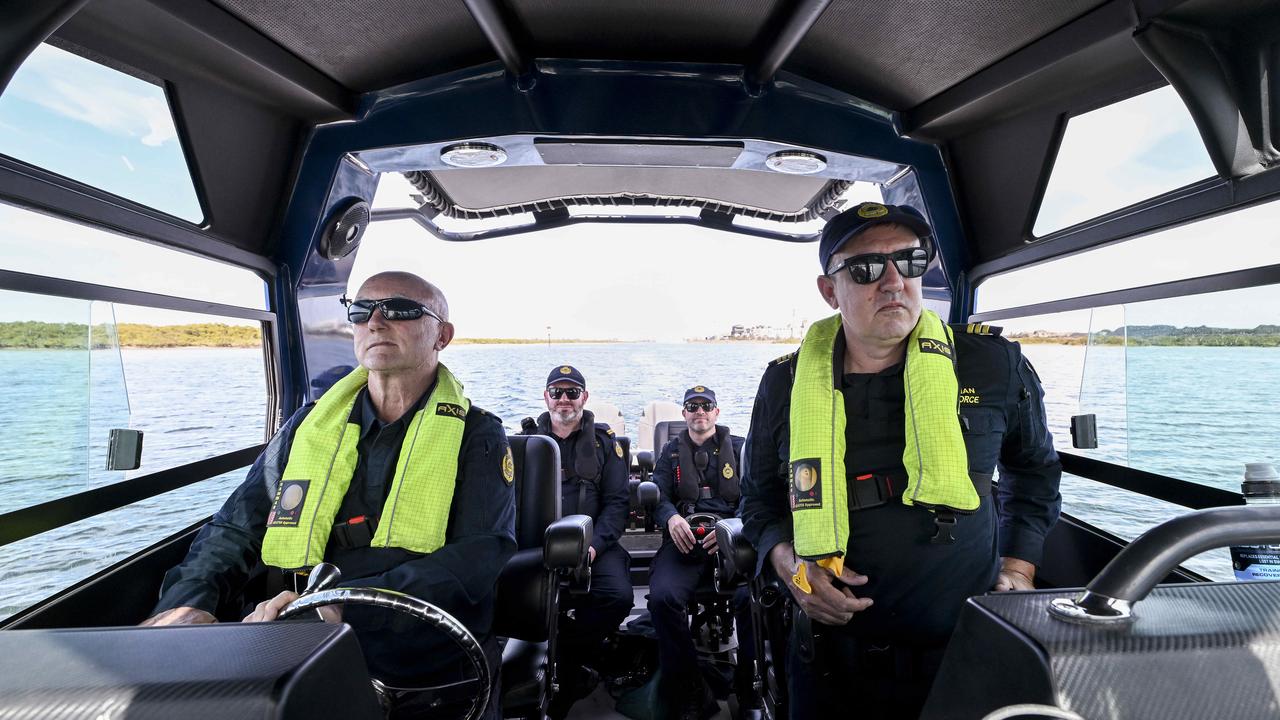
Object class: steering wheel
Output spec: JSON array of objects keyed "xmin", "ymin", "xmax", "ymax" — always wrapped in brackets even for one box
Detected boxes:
[
  {"xmin": 685, "ymin": 512, "xmax": 723, "ymax": 557},
  {"xmin": 278, "ymin": 563, "xmax": 491, "ymax": 720}
]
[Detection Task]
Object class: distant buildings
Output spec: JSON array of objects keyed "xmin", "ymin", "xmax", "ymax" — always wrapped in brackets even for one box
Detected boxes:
[{"xmin": 706, "ymin": 320, "xmax": 806, "ymax": 341}]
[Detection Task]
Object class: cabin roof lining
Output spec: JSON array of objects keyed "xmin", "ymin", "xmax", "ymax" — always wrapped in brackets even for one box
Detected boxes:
[{"xmin": 1, "ymin": 0, "xmax": 1272, "ymax": 279}]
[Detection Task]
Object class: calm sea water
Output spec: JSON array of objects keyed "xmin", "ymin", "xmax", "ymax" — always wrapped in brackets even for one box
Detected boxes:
[{"xmin": 3, "ymin": 342, "xmax": 1277, "ymax": 617}]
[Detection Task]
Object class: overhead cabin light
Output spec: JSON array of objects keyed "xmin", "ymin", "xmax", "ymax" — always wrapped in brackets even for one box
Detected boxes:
[
  {"xmin": 765, "ymin": 150, "xmax": 827, "ymax": 175},
  {"xmin": 440, "ymin": 142, "xmax": 508, "ymax": 168}
]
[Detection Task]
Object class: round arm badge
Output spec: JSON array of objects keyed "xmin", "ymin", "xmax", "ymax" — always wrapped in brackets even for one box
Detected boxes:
[
  {"xmin": 502, "ymin": 446, "xmax": 515, "ymax": 485},
  {"xmin": 722, "ymin": 463, "xmax": 734, "ymax": 479},
  {"xmin": 614, "ymin": 441, "xmax": 624, "ymax": 459}
]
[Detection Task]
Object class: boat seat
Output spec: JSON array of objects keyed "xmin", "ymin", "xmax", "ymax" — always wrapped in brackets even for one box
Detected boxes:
[
  {"xmin": 495, "ymin": 435, "xmax": 592, "ymax": 719},
  {"xmin": 653, "ymin": 420, "xmax": 687, "ymax": 455},
  {"xmin": 717, "ymin": 518, "xmax": 789, "ymax": 718}
]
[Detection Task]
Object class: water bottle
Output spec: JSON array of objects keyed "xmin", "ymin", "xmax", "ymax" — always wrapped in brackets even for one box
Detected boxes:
[{"xmin": 1230, "ymin": 463, "xmax": 1280, "ymax": 581}]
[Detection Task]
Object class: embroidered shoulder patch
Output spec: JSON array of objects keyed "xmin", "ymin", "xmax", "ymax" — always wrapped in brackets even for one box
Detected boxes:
[{"xmin": 501, "ymin": 447, "xmax": 515, "ymax": 485}]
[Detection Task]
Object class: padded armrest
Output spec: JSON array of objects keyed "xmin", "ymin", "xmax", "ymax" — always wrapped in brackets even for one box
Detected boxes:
[
  {"xmin": 636, "ymin": 450, "xmax": 654, "ymax": 473},
  {"xmin": 544, "ymin": 514, "xmax": 593, "ymax": 570},
  {"xmin": 638, "ymin": 480, "xmax": 659, "ymax": 510},
  {"xmin": 715, "ymin": 518, "xmax": 756, "ymax": 587}
]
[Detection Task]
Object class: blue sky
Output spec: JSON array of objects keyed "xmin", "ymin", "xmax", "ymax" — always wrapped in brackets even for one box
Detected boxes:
[{"xmin": 0, "ymin": 44, "xmax": 1275, "ymax": 337}]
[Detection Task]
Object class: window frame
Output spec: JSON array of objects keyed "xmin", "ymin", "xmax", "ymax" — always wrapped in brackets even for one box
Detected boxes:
[
  {"xmin": 1022, "ymin": 82, "xmax": 1219, "ymax": 244},
  {"xmin": 0, "ymin": 240, "xmax": 278, "ymax": 551}
]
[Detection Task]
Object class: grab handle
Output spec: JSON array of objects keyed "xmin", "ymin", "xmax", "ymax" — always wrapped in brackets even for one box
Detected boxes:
[{"xmin": 1048, "ymin": 505, "xmax": 1280, "ymax": 625}]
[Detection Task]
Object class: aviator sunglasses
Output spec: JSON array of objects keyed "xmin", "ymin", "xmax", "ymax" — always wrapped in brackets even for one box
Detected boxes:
[
  {"xmin": 684, "ymin": 401, "xmax": 716, "ymax": 413},
  {"xmin": 827, "ymin": 246, "xmax": 930, "ymax": 285},
  {"xmin": 548, "ymin": 387, "xmax": 585, "ymax": 400},
  {"xmin": 341, "ymin": 296, "xmax": 443, "ymax": 324}
]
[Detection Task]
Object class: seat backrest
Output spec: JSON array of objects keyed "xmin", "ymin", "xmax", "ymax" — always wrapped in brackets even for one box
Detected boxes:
[
  {"xmin": 653, "ymin": 420, "xmax": 686, "ymax": 454},
  {"xmin": 494, "ymin": 435, "xmax": 563, "ymax": 642},
  {"xmin": 507, "ymin": 435, "xmax": 562, "ymax": 550}
]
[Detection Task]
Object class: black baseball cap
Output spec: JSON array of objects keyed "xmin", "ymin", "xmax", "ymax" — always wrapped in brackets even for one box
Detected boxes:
[
  {"xmin": 818, "ymin": 202, "xmax": 933, "ymax": 272},
  {"xmin": 546, "ymin": 365, "xmax": 586, "ymax": 388},
  {"xmin": 683, "ymin": 385, "xmax": 717, "ymax": 404}
]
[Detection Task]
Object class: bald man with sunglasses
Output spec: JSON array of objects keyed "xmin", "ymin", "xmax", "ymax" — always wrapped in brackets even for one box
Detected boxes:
[
  {"xmin": 739, "ymin": 203, "xmax": 1062, "ymax": 719},
  {"xmin": 142, "ymin": 271, "xmax": 515, "ymax": 720}
]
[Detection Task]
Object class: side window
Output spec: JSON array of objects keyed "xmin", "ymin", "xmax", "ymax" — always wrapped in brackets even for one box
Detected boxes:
[
  {"xmin": 978, "ymin": 203, "xmax": 1280, "ymax": 581},
  {"xmin": 1033, "ymin": 85, "xmax": 1215, "ymax": 236},
  {"xmin": 0, "ymin": 43, "xmax": 202, "ymax": 223},
  {"xmin": 0, "ymin": 203, "xmax": 272, "ymax": 621}
]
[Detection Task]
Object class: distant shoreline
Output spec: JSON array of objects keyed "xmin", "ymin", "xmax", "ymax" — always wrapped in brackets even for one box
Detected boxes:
[
  {"xmin": 452, "ymin": 338, "xmax": 627, "ymax": 345},
  {"xmin": 3, "ymin": 321, "xmax": 1276, "ymax": 349}
]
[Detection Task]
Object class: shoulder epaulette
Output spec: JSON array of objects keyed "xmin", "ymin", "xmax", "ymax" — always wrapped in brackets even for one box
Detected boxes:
[
  {"xmin": 954, "ymin": 322, "xmax": 1003, "ymax": 337},
  {"xmin": 769, "ymin": 351, "xmax": 796, "ymax": 367}
]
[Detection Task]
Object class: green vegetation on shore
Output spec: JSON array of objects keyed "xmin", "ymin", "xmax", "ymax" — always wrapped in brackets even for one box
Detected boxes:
[
  {"xmin": 0, "ymin": 322, "xmax": 622, "ymax": 348},
  {"xmin": 0, "ymin": 322, "xmax": 262, "ymax": 349},
  {"xmin": 1011, "ymin": 324, "xmax": 1280, "ymax": 347},
  {"xmin": 452, "ymin": 338, "xmax": 624, "ymax": 344}
]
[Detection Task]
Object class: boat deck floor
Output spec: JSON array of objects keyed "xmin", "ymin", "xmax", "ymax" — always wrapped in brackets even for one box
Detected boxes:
[{"xmin": 566, "ymin": 586, "xmax": 740, "ymax": 720}]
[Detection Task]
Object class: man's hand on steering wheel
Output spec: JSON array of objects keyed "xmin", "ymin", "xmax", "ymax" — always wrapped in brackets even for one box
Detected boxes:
[{"xmin": 244, "ymin": 590, "xmax": 342, "ymax": 623}]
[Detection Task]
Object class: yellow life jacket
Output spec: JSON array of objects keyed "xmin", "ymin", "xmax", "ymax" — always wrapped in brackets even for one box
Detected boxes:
[
  {"xmin": 261, "ymin": 364, "xmax": 469, "ymax": 570},
  {"xmin": 788, "ymin": 311, "xmax": 975, "ymax": 579}
]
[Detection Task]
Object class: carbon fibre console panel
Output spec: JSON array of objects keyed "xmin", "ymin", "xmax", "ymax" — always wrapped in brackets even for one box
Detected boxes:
[
  {"xmin": 923, "ymin": 581, "xmax": 1280, "ymax": 719},
  {"xmin": 0, "ymin": 622, "xmax": 381, "ymax": 719}
]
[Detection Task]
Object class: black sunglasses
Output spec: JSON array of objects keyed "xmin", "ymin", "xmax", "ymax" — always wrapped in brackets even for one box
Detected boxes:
[
  {"xmin": 684, "ymin": 401, "xmax": 716, "ymax": 413},
  {"xmin": 548, "ymin": 387, "xmax": 584, "ymax": 400},
  {"xmin": 341, "ymin": 296, "xmax": 443, "ymax": 324},
  {"xmin": 827, "ymin": 246, "xmax": 930, "ymax": 285}
]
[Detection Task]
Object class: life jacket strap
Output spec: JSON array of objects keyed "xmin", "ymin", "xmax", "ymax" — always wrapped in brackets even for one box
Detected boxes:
[{"xmin": 329, "ymin": 514, "xmax": 379, "ymax": 550}]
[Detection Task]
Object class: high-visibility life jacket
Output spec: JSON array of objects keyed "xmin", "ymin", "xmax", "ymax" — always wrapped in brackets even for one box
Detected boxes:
[
  {"xmin": 261, "ymin": 365, "xmax": 469, "ymax": 570},
  {"xmin": 788, "ymin": 311, "xmax": 975, "ymax": 577}
]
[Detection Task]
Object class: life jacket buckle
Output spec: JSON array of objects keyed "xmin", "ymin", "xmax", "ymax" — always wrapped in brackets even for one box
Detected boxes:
[{"xmin": 930, "ymin": 511, "xmax": 957, "ymax": 544}]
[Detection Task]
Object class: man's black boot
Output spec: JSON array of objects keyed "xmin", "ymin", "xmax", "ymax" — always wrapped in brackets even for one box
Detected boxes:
[
  {"xmin": 679, "ymin": 677, "xmax": 719, "ymax": 720},
  {"xmin": 547, "ymin": 665, "xmax": 600, "ymax": 720}
]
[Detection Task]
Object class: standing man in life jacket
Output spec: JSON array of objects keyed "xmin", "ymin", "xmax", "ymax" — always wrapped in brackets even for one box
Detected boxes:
[
  {"xmin": 648, "ymin": 386, "xmax": 754, "ymax": 720},
  {"xmin": 140, "ymin": 271, "xmax": 516, "ymax": 720},
  {"xmin": 521, "ymin": 365, "xmax": 633, "ymax": 719},
  {"xmin": 739, "ymin": 202, "xmax": 1062, "ymax": 719}
]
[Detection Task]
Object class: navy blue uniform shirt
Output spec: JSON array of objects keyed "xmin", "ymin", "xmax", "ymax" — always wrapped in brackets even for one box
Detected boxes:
[
  {"xmin": 740, "ymin": 327, "xmax": 1061, "ymax": 644},
  {"xmin": 652, "ymin": 433, "xmax": 746, "ymax": 527},
  {"xmin": 545, "ymin": 424, "xmax": 630, "ymax": 553},
  {"xmin": 152, "ymin": 380, "xmax": 517, "ymax": 685}
]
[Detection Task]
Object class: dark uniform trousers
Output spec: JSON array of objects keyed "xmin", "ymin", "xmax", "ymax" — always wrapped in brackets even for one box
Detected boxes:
[
  {"xmin": 559, "ymin": 542, "xmax": 633, "ymax": 667},
  {"xmin": 648, "ymin": 542, "xmax": 754, "ymax": 684}
]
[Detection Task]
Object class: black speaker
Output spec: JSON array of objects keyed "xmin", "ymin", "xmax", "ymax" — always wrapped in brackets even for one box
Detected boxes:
[
  {"xmin": 0, "ymin": 622, "xmax": 382, "ymax": 719},
  {"xmin": 319, "ymin": 199, "xmax": 370, "ymax": 260}
]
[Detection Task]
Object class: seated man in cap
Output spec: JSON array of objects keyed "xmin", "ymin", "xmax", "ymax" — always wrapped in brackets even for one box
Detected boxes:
[
  {"xmin": 648, "ymin": 386, "xmax": 756, "ymax": 720},
  {"xmin": 520, "ymin": 365, "xmax": 633, "ymax": 719}
]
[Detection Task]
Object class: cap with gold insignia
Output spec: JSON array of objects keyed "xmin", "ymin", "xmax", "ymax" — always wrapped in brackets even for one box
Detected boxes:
[
  {"xmin": 546, "ymin": 365, "xmax": 585, "ymax": 389},
  {"xmin": 683, "ymin": 385, "xmax": 717, "ymax": 404},
  {"xmin": 818, "ymin": 202, "xmax": 934, "ymax": 271}
]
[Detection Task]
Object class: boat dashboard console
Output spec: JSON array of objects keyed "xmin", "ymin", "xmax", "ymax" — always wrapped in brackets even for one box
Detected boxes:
[
  {"xmin": 925, "ymin": 580, "xmax": 1280, "ymax": 719},
  {"xmin": 0, "ymin": 622, "xmax": 382, "ymax": 719}
]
